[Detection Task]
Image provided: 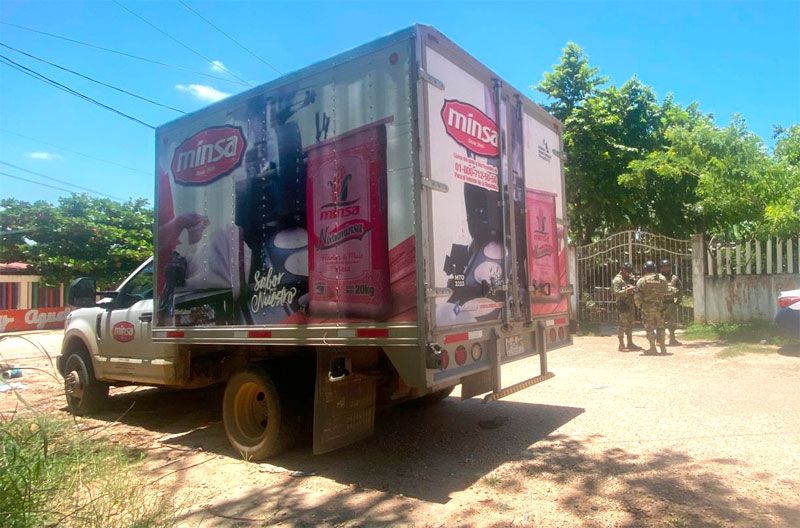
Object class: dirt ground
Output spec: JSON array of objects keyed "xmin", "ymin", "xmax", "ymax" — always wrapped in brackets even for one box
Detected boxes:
[{"xmin": 1, "ymin": 330, "xmax": 799, "ymax": 528}]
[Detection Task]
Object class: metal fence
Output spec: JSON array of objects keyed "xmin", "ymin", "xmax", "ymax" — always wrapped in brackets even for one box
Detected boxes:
[{"xmin": 576, "ymin": 230, "xmax": 693, "ymax": 325}]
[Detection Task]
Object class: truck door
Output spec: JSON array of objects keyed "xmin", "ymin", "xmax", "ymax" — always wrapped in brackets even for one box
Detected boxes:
[{"xmin": 100, "ymin": 260, "xmax": 172, "ymax": 379}]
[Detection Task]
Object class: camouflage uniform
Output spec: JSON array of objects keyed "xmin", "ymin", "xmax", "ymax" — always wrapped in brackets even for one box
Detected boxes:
[
  {"xmin": 661, "ymin": 273, "xmax": 682, "ymax": 340},
  {"xmin": 635, "ymin": 272, "xmax": 670, "ymax": 354},
  {"xmin": 612, "ymin": 273, "xmax": 637, "ymax": 350}
]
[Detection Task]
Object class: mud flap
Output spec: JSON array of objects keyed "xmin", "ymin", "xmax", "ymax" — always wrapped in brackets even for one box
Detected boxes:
[{"xmin": 313, "ymin": 349, "xmax": 377, "ymax": 455}]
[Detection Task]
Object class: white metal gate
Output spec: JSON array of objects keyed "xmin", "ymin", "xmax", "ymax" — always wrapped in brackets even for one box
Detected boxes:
[{"xmin": 576, "ymin": 230, "xmax": 694, "ymax": 325}]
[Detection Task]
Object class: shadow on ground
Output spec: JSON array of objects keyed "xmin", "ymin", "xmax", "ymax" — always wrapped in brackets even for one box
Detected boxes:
[
  {"xmin": 89, "ymin": 386, "xmax": 583, "ymax": 504},
  {"xmin": 169, "ymin": 432, "xmax": 800, "ymax": 528}
]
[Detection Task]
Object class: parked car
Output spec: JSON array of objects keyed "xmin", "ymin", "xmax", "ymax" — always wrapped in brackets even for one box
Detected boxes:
[{"xmin": 775, "ymin": 288, "xmax": 800, "ymax": 338}]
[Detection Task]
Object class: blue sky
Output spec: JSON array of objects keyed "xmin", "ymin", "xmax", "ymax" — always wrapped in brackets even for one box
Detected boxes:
[{"xmin": 1, "ymin": 0, "xmax": 798, "ymax": 204}]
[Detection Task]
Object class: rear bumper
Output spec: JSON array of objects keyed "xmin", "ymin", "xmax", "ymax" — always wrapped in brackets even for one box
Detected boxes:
[{"xmin": 775, "ymin": 308, "xmax": 800, "ymax": 338}]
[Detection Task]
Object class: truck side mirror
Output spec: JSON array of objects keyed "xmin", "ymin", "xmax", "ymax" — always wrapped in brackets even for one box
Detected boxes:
[{"xmin": 67, "ymin": 277, "xmax": 97, "ymax": 308}]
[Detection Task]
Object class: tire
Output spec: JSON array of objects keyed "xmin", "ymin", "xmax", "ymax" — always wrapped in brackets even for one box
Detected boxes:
[
  {"xmin": 222, "ymin": 367, "xmax": 297, "ymax": 461},
  {"xmin": 416, "ymin": 385, "xmax": 457, "ymax": 406},
  {"xmin": 63, "ymin": 346, "xmax": 109, "ymax": 416}
]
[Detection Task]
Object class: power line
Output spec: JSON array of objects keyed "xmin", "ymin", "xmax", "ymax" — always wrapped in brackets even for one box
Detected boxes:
[
  {"xmin": 0, "ymin": 54, "xmax": 155, "ymax": 129},
  {"xmin": 0, "ymin": 129, "xmax": 150, "ymax": 176},
  {"xmin": 0, "ymin": 21, "xmax": 250, "ymax": 87},
  {"xmin": 1, "ymin": 170, "xmax": 86, "ymax": 195},
  {"xmin": 0, "ymin": 42, "xmax": 186, "ymax": 114},
  {"xmin": 0, "ymin": 162, "xmax": 125, "ymax": 200},
  {"xmin": 112, "ymin": 0, "xmax": 253, "ymax": 87},
  {"xmin": 177, "ymin": 0, "xmax": 282, "ymax": 75}
]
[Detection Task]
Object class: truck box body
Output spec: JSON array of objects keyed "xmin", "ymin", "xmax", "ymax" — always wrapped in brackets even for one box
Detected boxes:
[{"xmin": 153, "ymin": 25, "xmax": 570, "ymax": 392}]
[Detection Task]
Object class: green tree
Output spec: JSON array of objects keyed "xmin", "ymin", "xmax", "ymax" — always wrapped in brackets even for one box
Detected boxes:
[
  {"xmin": 0, "ymin": 195, "xmax": 153, "ymax": 288},
  {"xmin": 622, "ymin": 116, "xmax": 800, "ymax": 239},
  {"xmin": 538, "ymin": 42, "xmax": 799, "ymax": 242},
  {"xmin": 536, "ymin": 42, "xmax": 606, "ymax": 122}
]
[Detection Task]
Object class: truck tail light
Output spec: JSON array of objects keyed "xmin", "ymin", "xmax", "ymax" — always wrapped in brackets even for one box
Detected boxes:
[
  {"xmin": 454, "ymin": 345, "xmax": 467, "ymax": 366},
  {"xmin": 439, "ymin": 349, "xmax": 449, "ymax": 370}
]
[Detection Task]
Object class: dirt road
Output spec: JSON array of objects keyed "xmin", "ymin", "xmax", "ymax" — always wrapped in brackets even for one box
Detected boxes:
[{"xmin": 2, "ymin": 331, "xmax": 799, "ymax": 527}]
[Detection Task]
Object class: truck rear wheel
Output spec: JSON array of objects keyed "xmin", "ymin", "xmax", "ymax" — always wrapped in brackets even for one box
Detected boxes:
[
  {"xmin": 222, "ymin": 367, "xmax": 297, "ymax": 461},
  {"xmin": 63, "ymin": 347, "xmax": 109, "ymax": 416}
]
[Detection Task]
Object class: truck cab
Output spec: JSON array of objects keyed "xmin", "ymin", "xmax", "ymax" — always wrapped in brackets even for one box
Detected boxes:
[{"xmin": 59, "ymin": 258, "xmax": 182, "ymax": 414}]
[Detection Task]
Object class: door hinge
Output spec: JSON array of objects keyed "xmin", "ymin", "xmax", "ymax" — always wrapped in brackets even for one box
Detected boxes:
[
  {"xmin": 421, "ymin": 177, "xmax": 449, "ymax": 193},
  {"xmin": 418, "ymin": 69, "xmax": 445, "ymax": 90}
]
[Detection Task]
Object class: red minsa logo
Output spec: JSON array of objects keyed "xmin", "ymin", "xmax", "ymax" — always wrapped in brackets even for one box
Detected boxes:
[
  {"xmin": 171, "ymin": 125, "xmax": 246, "ymax": 185},
  {"xmin": 112, "ymin": 321, "xmax": 135, "ymax": 343},
  {"xmin": 441, "ymin": 99, "xmax": 499, "ymax": 157}
]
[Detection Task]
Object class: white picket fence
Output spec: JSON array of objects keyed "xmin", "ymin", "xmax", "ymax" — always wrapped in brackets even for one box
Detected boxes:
[{"xmin": 705, "ymin": 237, "xmax": 798, "ymax": 276}]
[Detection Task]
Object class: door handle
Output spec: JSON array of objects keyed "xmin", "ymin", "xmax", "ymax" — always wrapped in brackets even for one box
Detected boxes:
[{"xmin": 139, "ymin": 313, "xmax": 153, "ymax": 323}]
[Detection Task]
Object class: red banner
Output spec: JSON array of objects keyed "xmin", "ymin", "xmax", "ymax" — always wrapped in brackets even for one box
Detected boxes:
[{"xmin": 0, "ymin": 307, "xmax": 69, "ymax": 333}]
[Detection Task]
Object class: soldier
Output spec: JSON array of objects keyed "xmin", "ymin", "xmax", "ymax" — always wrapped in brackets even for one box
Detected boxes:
[
  {"xmin": 659, "ymin": 259, "xmax": 682, "ymax": 346},
  {"xmin": 635, "ymin": 260, "xmax": 669, "ymax": 355},
  {"xmin": 612, "ymin": 262, "xmax": 641, "ymax": 351}
]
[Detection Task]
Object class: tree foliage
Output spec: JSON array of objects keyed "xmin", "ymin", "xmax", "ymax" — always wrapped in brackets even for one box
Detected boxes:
[
  {"xmin": 0, "ymin": 195, "xmax": 153, "ymax": 288},
  {"xmin": 537, "ymin": 43, "xmax": 799, "ymax": 242}
]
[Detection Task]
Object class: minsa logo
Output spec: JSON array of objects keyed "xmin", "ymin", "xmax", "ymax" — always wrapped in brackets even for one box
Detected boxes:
[
  {"xmin": 112, "ymin": 321, "xmax": 135, "ymax": 343},
  {"xmin": 320, "ymin": 168, "xmax": 360, "ymax": 220},
  {"xmin": 441, "ymin": 99, "xmax": 499, "ymax": 157},
  {"xmin": 171, "ymin": 125, "xmax": 246, "ymax": 185}
]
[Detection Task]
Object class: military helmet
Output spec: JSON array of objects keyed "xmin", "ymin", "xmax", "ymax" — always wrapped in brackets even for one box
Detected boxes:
[
  {"xmin": 620, "ymin": 262, "xmax": 633, "ymax": 272},
  {"xmin": 660, "ymin": 259, "xmax": 671, "ymax": 268},
  {"xmin": 643, "ymin": 260, "xmax": 656, "ymax": 273}
]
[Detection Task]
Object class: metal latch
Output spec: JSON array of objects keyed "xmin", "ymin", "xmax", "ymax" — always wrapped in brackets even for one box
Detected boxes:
[
  {"xmin": 421, "ymin": 178, "xmax": 449, "ymax": 193},
  {"xmin": 425, "ymin": 287, "xmax": 452, "ymax": 298},
  {"xmin": 418, "ymin": 68, "xmax": 445, "ymax": 90}
]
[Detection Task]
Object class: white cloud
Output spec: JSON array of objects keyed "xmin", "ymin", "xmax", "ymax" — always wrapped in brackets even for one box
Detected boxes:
[
  {"xmin": 210, "ymin": 60, "xmax": 226, "ymax": 73},
  {"xmin": 26, "ymin": 152, "xmax": 62, "ymax": 161},
  {"xmin": 175, "ymin": 84, "xmax": 230, "ymax": 103}
]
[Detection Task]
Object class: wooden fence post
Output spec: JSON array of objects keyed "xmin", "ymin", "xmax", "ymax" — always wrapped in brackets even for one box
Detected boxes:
[{"xmin": 692, "ymin": 234, "xmax": 706, "ymax": 324}]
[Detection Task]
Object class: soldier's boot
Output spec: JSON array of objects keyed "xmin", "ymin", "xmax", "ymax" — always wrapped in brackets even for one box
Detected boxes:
[
  {"xmin": 618, "ymin": 335, "xmax": 628, "ymax": 352},
  {"xmin": 668, "ymin": 330, "xmax": 682, "ymax": 346},
  {"xmin": 644, "ymin": 333, "xmax": 658, "ymax": 355},
  {"xmin": 658, "ymin": 330, "xmax": 668, "ymax": 355},
  {"xmin": 626, "ymin": 331, "xmax": 642, "ymax": 351}
]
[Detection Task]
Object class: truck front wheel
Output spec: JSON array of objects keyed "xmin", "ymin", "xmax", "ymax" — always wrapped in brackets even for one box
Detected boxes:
[
  {"xmin": 63, "ymin": 347, "xmax": 109, "ymax": 416},
  {"xmin": 222, "ymin": 367, "xmax": 297, "ymax": 460}
]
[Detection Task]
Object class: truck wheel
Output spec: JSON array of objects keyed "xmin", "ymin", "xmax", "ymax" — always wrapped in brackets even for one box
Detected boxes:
[
  {"xmin": 417, "ymin": 385, "xmax": 457, "ymax": 405},
  {"xmin": 63, "ymin": 347, "xmax": 109, "ymax": 416},
  {"xmin": 223, "ymin": 367, "xmax": 296, "ymax": 461}
]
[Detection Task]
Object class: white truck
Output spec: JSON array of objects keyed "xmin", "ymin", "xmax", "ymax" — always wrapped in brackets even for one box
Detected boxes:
[{"xmin": 60, "ymin": 25, "xmax": 572, "ymax": 460}]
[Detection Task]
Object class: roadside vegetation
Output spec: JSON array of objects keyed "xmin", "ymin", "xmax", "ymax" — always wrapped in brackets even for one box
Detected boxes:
[{"xmin": 0, "ymin": 412, "xmax": 175, "ymax": 528}]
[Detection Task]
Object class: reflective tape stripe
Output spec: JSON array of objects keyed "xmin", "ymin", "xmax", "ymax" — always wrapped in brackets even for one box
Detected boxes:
[
  {"xmin": 443, "ymin": 330, "xmax": 483, "ymax": 344},
  {"xmin": 109, "ymin": 357, "xmax": 143, "ymax": 364},
  {"xmin": 357, "ymin": 328, "xmax": 389, "ymax": 338},
  {"xmin": 150, "ymin": 359, "xmax": 173, "ymax": 366}
]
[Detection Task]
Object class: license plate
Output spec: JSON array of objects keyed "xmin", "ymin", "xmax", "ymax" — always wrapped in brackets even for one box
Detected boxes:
[{"xmin": 505, "ymin": 335, "xmax": 525, "ymax": 357}]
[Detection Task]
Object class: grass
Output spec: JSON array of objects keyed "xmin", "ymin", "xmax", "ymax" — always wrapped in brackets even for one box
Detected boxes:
[
  {"xmin": 682, "ymin": 321, "xmax": 796, "ymax": 358},
  {"xmin": 0, "ymin": 414, "xmax": 176, "ymax": 528}
]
